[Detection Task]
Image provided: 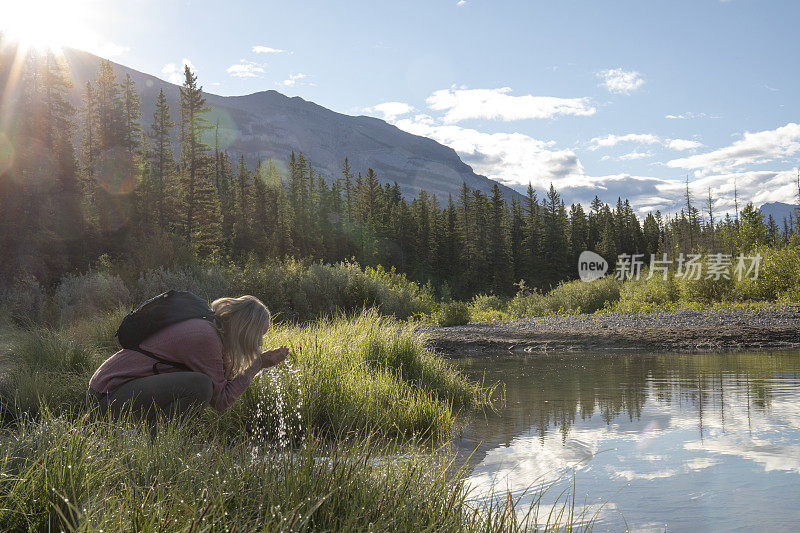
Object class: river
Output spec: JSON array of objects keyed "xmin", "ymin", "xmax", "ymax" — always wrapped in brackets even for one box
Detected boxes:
[{"xmin": 456, "ymin": 351, "xmax": 800, "ymax": 531}]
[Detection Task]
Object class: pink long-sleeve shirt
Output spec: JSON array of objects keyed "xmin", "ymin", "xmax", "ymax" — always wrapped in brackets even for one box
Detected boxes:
[{"xmin": 89, "ymin": 318, "xmax": 262, "ymax": 411}]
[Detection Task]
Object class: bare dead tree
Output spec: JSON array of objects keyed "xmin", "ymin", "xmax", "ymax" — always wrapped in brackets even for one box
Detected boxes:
[
  {"xmin": 685, "ymin": 175, "xmax": 695, "ymax": 250},
  {"xmin": 794, "ymin": 168, "xmax": 800, "ymax": 227},
  {"xmin": 707, "ymin": 187, "xmax": 715, "ymax": 252}
]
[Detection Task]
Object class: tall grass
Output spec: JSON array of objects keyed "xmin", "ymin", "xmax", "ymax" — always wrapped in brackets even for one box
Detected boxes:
[
  {"xmin": 1, "ymin": 310, "xmax": 486, "ymax": 440},
  {"xmin": 0, "ymin": 411, "xmax": 588, "ymax": 532},
  {"xmin": 226, "ymin": 310, "xmax": 487, "ymax": 441}
]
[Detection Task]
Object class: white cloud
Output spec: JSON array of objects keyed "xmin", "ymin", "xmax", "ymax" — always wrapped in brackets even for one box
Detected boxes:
[
  {"xmin": 589, "ymin": 133, "xmax": 660, "ymax": 150},
  {"xmin": 689, "ymin": 169, "xmax": 800, "ymax": 212},
  {"xmin": 619, "ymin": 151, "xmax": 653, "ymax": 160},
  {"xmin": 597, "ymin": 68, "xmax": 644, "ymax": 95},
  {"xmin": 590, "ymin": 133, "xmax": 701, "ymax": 152},
  {"xmin": 394, "ymin": 115, "xmax": 583, "ymax": 189},
  {"xmin": 665, "ymin": 112, "xmax": 719, "ymax": 120},
  {"xmin": 559, "ymin": 174, "xmax": 685, "ymax": 215},
  {"xmin": 161, "ymin": 58, "xmax": 195, "ymax": 84},
  {"xmin": 368, "ymin": 94, "xmax": 797, "ymax": 217},
  {"xmin": 667, "ymin": 138, "xmax": 704, "ymax": 151},
  {"xmin": 457, "ymin": 0, "xmax": 467, "ymax": 5},
  {"xmin": 282, "ymin": 73, "xmax": 312, "ymax": 87},
  {"xmin": 426, "ymin": 87, "xmax": 595, "ymax": 123},
  {"xmin": 252, "ymin": 45, "xmax": 286, "ymax": 54},
  {"xmin": 226, "ymin": 59, "xmax": 266, "ymax": 79},
  {"xmin": 364, "ymin": 102, "xmax": 414, "ymax": 121},
  {"xmin": 668, "ymin": 123, "xmax": 800, "ymax": 172}
]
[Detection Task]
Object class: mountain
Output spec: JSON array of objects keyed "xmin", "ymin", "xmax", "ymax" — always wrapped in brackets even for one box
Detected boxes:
[
  {"xmin": 760, "ymin": 201, "xmax": 799, "ymax": 231},
  {"xmin": 59, "ymin": 48, "xmax": 520, "ymax": 202}
]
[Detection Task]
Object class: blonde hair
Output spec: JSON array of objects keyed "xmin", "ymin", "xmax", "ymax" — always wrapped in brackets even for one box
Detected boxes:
[{"xmin": 211, "ymin": 295, "xmax": 270, "ymax": 379}]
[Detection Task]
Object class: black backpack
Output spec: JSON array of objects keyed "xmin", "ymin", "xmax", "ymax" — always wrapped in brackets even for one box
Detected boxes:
[{"xmin": 115, "ymin": 290, "xmax": 217, "ymax": 374}]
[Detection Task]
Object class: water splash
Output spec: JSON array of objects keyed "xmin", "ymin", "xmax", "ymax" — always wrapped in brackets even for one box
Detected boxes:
[{"xmin": 251, "ymin": 360, "xmax": 304, "ymax": 461}]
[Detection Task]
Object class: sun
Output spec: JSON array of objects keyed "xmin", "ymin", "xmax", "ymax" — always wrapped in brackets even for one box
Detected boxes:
[{"xmin": 0, "ymin": 0, "xmax": 103, "ymax": 53}]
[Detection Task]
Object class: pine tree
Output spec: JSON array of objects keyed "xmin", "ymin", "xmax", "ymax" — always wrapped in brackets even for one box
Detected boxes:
[
  {"xmin": 766, "ymin": 214, "xmax": 779, "ymax": 245},
  {"xmin": 178, "ymin": 65, "xmax": 219, "ymax": 254},
  {"xmin": 216, "ymin": 150, "xmax": 235, "ymax": 252},
  {"xmin": 341, "ymin": 157, "xmax": 354, "ymax": 221},
  {"xmin": 39, "ymin": 51, "xmax": 86, "ymax": 274},
  {"xmin": 94, "ymin": 59, "xmax": 124, "ymax": 151},
  {"xmin": 250, "ymin": 159, "xmax": 270, "ymax": 257},
  {"xmin": 509, "ymin": 196, "xmax": 526, "ymax": 286},
  {"xmin": 148, "ymin": 88, "xmax": 176, "ymax": 231},
  {"xmin": 232, "ymin": 154, "xmax": 251, "ymax": 256},
  {"xmin": 569, "ymin": 203, "xmax": 588, "ymax": 263},
  {"xmin": 642, "ymin": 213, "xmax": 661, "ymax": 257},
  {"xmin": 540, "ymin": 184, "xmax": 568, "ymax": 287},
  {"xmin": 522, "ymin": 183, "xmax": 542, "ymax": 287},
  {"xmin": 706, "ymin": 187, "xmax": 716, "ymax": 252},
  {"xmin": 390, "ymin": 198, "xmax": 415, "ymax": 273},
  {"xmin": 121, "ymin": 73, "xmax": 142, "ymax": 154},
  {"xmin": 79, "ymin": 80, "xmax": 98, "ymax": 190},
  {"xmin": 597, "ymin": 207, "xmax": 618, "ymax": 264},
  {"xmin": 587, "ymin": 195, "xmax": 603, "ymax": 251},
  {"xmin": 443, "ymin": 194, "xmax": 459, "ymax": 283},
  {"xmin": 738, "ymin": 202, "xmax": 767, "ymax": 252},
  {"xmin": 487, "ymin": 184, "xmax": 513, "ymax": 293},
  {"xmin": 411, "ymin": 189, "xmax": 434, "ymax": 280}
]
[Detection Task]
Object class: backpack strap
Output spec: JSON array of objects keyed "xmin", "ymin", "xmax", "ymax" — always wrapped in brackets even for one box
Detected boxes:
[{"xmin": 133, "ymin": 345, "xmax": 191, "ymax": 374}]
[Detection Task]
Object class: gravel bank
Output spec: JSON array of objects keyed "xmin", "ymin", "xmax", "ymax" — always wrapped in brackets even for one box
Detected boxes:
[{"xmin": 424, "ymin": 306, "xmax": 800, "ymax": 354}]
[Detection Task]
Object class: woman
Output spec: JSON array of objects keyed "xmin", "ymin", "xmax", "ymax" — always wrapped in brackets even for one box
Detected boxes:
[{"xmin": 87, "ymin": 295, "xmax": 288, "ymax": 420}]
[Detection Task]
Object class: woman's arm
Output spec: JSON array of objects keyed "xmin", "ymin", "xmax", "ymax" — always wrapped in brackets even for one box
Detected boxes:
[{"xmin": 261, "ymin": 345, "xmax": 289, "ymax": 369}]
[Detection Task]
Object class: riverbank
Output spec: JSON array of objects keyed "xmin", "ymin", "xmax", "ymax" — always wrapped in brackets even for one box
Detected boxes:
[
  {"xmin": 424, "ymin": 305, "xmax": 800, "ymax": 354},
  {"xmin": 1, "ymin": 312, "xmax": 552, "ymax": 531}
]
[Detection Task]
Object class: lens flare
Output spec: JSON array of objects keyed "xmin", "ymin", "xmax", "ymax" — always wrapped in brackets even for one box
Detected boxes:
[
  {"xmin": 637, "ymin": 420, "xmax": 660, "ymax": 450},
  {"xmin": 94, "ymin": 146, "xmax": 138, "ymax": 195},
  {"xmin": 0, "ymin": 0, "xmax": 113, "ymax": 56},
  {"xmin": 0, "ymin": 133, "xmax": 14, "ymax": 176},
  {"xmin": 203, "ymin": 108, "xmax": 239, "ymax": 151}
]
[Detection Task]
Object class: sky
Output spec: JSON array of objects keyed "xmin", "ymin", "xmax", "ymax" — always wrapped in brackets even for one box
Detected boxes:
[{"xmin": 3, "ymin": 0, "xmax": 800, "ymax": 215}]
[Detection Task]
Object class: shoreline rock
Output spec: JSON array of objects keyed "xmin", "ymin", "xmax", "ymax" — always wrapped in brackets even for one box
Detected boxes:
[{"xmin": 424, "ymin": 307, "xmax": 800, "ymax": 355}]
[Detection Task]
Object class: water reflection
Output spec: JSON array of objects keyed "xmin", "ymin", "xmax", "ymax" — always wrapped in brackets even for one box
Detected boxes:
[{"xmin": 457, "ymin": 351, "xmax": 800, "ymax": 531}]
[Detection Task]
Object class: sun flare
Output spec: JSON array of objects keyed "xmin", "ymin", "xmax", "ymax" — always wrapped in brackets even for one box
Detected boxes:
[{"xmin": 0, "ymin": 0, "xmax": 109, "ymax": 54}]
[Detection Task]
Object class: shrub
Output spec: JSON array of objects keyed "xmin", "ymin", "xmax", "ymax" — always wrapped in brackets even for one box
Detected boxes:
[
  {"xmin": 680, "ymin": 271, "xmax": 735, "ymax": 303},
  {"xmin": 235, "ymin": 259, "xmax": 433, "ymax": 323},
  {"xmin": 436, "ymin": 301, "xmax": 471, "ymax": 327},
  {"xmin": 471, "ymin": 293, "xmax": 505, "ymax": 313},
  {"xmin": 743, "ymin": 246, "xmax": 800, "ymax": 299},
  {"xmin": 546, "ymin": 277, "xmax": 620, "ymax": 313},
  {"xmin": 468, "ymin": 294, "xmax": 510, "ymax": 323},
  {"xmin": 613, "ymin": 272, "xmax": 680, "ymax": 312},
  {"xmin": 0, "ymin": 276, "xmax": 46, "ymax": 325},
  {"xmin": 507, "ymin": 288, "xmax": 549, "ymax": 317},
  {"xmin": 509, "ymin": 277, "xmax": 620, "ymax": 317},
  {"xmin": 133, "ymin": 265, "xmax": 234, "ymax": 304},
  {"xmin": 52, "ymin": 271, "xmax": 131, "ymax": 325}
]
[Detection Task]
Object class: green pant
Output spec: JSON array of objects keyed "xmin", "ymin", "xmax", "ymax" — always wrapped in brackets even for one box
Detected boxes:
[{"xmin": 87, "ymin": 372, "xmax": 213, "ymax": 422}]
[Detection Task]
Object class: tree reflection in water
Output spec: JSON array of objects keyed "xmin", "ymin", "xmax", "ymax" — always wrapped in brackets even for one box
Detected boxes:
[{"xmin": 454, "ymin": 351, "xmax": 800, "ymax": 530}]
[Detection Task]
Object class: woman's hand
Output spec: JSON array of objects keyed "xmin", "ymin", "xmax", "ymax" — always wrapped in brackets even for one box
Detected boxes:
[{"xmin": 261, "ymin": 345, "xmax": 289, "ymax": 369}]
